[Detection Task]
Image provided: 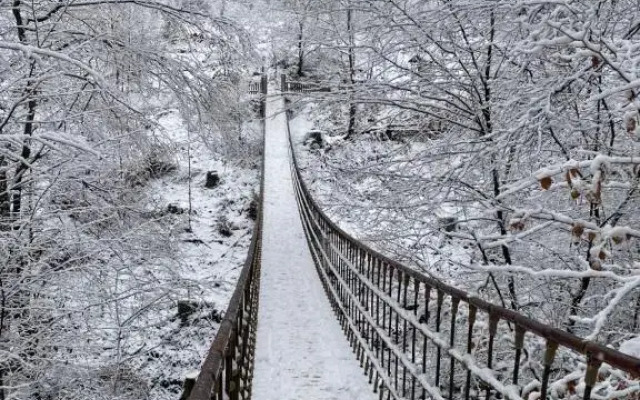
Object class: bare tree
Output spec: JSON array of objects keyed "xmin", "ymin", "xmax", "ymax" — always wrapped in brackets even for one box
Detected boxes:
[
  {"xmin": 0, "ymin": 1, "xmax": 252, "ymax": 399},
  {"xmin": 295, "ymin": 0, "xmax": 640, "ymax": 346}
]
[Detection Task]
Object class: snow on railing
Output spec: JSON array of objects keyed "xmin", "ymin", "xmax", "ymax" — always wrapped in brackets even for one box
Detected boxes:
[
  {"xmin": 286, "ymin": 116, "xmax": 640, "ymax": 400},
  {"xmin": 184, "ymin": 78, "xmax": 266, "ymax": 400}
]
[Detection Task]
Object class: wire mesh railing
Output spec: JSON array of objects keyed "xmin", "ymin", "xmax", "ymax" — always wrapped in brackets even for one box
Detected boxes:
[
  {"xmin": 287, "ymin": 117, "xmax": 640, "ymax": 400},
  {"xmin": 183, "ymin": 79, "xmax": 267, "ymax": 400}
]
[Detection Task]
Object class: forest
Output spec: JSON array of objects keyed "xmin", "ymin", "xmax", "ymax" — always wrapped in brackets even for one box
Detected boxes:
[
  {"xmin": 286, "ymin": 0, "xmax": 640, "ymax": 344},
  {"xmin": 1, "ymin": 0, "xmax": 639, "ymax": 399}
]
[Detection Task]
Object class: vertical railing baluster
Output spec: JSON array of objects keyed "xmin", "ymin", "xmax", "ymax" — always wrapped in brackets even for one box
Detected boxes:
[
  {"xmin": 345, "ymin": 241, "xmax": 352, "ymax": 340},
  {"xmin": 341, "ymin": 238, "xmax": 348, "ymax": 328},
  {"xmin": 395, "ymin": 270, "xmax": 402, "ymax": 393},
  {"xmin": 369, "ymin": 356, "xmax": 375, "ymax": 385},
  {"xmin": 356, "ymin": 248, "xmax": 363, "ymax": 331},
  {"xmin": 376, "ymin": 259, "xmax": 382, "ymax": 350},
  {"xmin": 381, "ymin": 335, "xmax": 387, "ymax": 387},
  {"xmin": 539, "ymin": 340, "xmax": 558, "ymax": 400},
  {"xmin": 348, "ymin": 242, "xmax": 354, "ymax": 298},
  {"xmin": 448, "ymin": 298, "xmax": 460, "ymax": 400},
  {"xmin": 421, "ymin": 284, "xmax": 431, "ymax": 400},
  {"xmin": 464, "ymin": 305, "xmax": 476, "ymax": 400},
  {"xmin": 513, "ymin": 326, "xmax": 525, "ymax": 390},
  {"xmin": 435, "ymin": 290, "xmax": 444, "ymax": 388},
  {"xmin": 382, "ymin": 263, "xmax": 388, "ymax": 332},
  {"xmin": 361, "ymin": 250, "xmax": 366, "ymax": 309},
  {"xmin": 341, "ymin": 238, "xmax": 345, "ymax": 279},
  {"xmin": 357, "ymin": 307, "xmax": 363, "ymax": 360},
  {"xmin": 366, "ymin": 253, "xmax": 374, "ymax": 363},
  {"xmin": 485, "ymin": 315, "xmax": 499, "ymax": 400},
  {"xmin": 388, "ymin": 267, "xmax": 394, "ymax": 338},
  {"xmin": 338, "ymin": 235, "xmax": 345, "ymax": 328},
  {"xmin": 388, "ymin": 265, "xmax": 395, "ymax": 386},
  {"xmin": 381, "ymin": 262, "xmax": 388, "ymax": 375},
  {"xmin": 355, "ymin": 246, "xmax": 362, "ymax": 351},
  {"xmin": 334, "ymin": 232, "xmax": 339, "ymax": 281},
  {"xmin": 366, "ymin": 253, "xmax": 373, "ymax": 360},
  {"xmin": 374, "ymin": 259, "xmax": 381, "ymax": 360},
  {"xmin": 239, "ymin": 293, "xmax": 249, "ymax": 397},
  {"xmin": 411, "ymin": 279, "xmax": 419, "ymax": 400},
  {"xmin": 366, "ymin": 252, "xmax": 372, "ymax": 314},
  {"xmin": 226, "ymin": 332, "xmax": 236, "ymax": 400},
  {"xmin": 402, "ymin": 273, "xmax": 409, "ymax": 396},
  {"xmin": 583, "ymin": 352, "xmax": 603, "ymax": 400},
  {"xmin": 387, "ymin": 315, "xmax": 393, "ymax": 383},
  {"xmin": 412, "ymin": 279, "xmax": 419, "ymax": 361}
]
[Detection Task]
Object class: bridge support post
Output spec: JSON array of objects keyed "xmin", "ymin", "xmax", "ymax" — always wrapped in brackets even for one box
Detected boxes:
[{"xmin": 260, "ymin": 69, "xmax": 268, "ymax": 119}]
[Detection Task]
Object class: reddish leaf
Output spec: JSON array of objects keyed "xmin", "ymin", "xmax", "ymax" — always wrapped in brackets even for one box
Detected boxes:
[{"xmin": 539, "ymin": 176, "xmax": 552, "ymax": 190}]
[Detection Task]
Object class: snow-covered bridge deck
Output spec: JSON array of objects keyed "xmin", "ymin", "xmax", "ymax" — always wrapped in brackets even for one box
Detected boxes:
[
  {"xmin": 185, "ymin": 81, "xmax": 640, "ymax": 400},
  {"xmin": 251, "ymin": 92, "xmax": 375, "ymax": 400}
]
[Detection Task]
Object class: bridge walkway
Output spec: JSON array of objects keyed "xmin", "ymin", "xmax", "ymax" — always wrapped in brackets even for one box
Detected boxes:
[{"xmin": 251, "ymin": 92, "xmax": 375, "ymax": 400}]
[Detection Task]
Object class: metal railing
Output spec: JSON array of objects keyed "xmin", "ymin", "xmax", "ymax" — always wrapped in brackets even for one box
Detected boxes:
[
  {"xmin": 280, "ymin": 74, "xmax": 330, "ymax": 93},
  {"xmin": 287, "ymin": 118, "xmax": 640, "ymax": 400},
  {"xmin": 248, "ymin": 82, "xmax": 261, "ymax": 94},
  {"xmin": 185, "ymin": 229, "xmax": 261, "ymax": 400},
  {"xmin": 184, "ymin": 80, "xmax": 267, "ymax": 400},
  {"xmin": 249, "ymin": 71, "xmax": 268, "ymax": 95}
]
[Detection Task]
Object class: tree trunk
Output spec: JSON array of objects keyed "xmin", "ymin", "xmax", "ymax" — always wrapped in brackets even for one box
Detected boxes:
[
  {"xmin": 484, "ymin": 11, "xmax": 518, "ymax": 310},
  {"xmin": 11, "ymin": 97, "xmax": 35, "ymax": 223},
  {"xmin": 0, "ymin": 162, "xmax": 9, "ymax": 231},
  {"xmin": 297, "ymin": 21, "xmax": 304, "ymax": 77},
  {"xmin": 346, "ymin": 6, "xmax": 357, "ymax": 139}
]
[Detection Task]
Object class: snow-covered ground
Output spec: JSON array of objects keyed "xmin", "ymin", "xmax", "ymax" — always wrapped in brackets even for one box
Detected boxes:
[
  {"xmin": 287, "ymin": 102, "xmax": 473, "ymax": 282},
  {"xmin": 21, "ymin": 104, "xmax": 260, "ymax": 400},
  {"xmin": 136, "ymin": 109, "xmax": 259, "ymax": 399},
  {"xmin": 251, "ymin": 92, "xmax": 375, "ymax": 400}
]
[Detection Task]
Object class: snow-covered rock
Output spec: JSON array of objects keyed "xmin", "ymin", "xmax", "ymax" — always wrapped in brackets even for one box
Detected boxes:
[{"xmin": 620, "ymin": 337, "xmax": 640, "ymax": 358}]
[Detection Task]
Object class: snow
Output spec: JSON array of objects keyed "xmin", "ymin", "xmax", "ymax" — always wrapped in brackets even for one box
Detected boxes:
[
  {"xmin": 150, "ymin": 110, "xmax": 256, "ymax": 292},
  {"xmin": 251, "ymin": 92, "xmax": 376, "ymax": 400},
  {"xmin": 100, "ymin": 107, "xmax": 259, "ymax": 399},
  {"xmin": 620, "ymin": 337, "xmax": 640, "ymax": 359}
]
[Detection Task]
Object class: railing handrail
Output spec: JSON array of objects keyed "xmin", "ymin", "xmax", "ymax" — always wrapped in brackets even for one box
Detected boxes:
[
  {"xmin": 186, "ymin": 76, "xmax": 268, "ymax": 400},
  {"xmin": 285, "ymin": 101, "xmax": 640, "ymax": 399}
]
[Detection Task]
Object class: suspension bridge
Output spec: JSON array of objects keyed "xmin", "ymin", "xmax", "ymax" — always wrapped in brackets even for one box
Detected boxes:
[{"xmin": 183, "ymin": 78, "xmax": 640, "ymax": 400}]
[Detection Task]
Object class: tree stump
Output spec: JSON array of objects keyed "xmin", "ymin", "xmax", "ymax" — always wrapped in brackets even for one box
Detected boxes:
[
  {"xmin": 304, "ymin": 130, "xmax": 324, "ymax": 150},
  {"xmin": 205, "ymin": 171, "xmax": 220, "ymax": 189},
  {"xmin": 438, "ymin": 216, "xmax": 458, "ymax": 232},
  {"xmin": 177, "ymin": 300, "xmax": 199, "ymax": 327}
]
